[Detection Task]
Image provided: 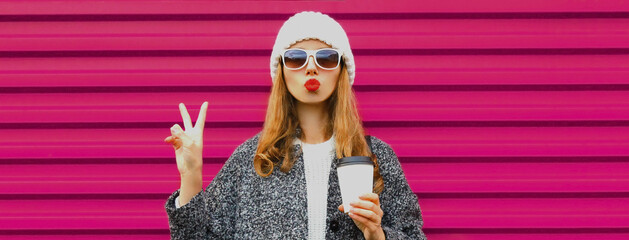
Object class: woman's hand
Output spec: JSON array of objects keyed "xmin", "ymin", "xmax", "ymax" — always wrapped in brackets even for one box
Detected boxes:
[
  {"xmin": 164, "ymin": 102, "xmax": 209, "ymax": 176},
  {"xmin": 338, "ymin": 193, "xmax": 386, "ymax": 240}
]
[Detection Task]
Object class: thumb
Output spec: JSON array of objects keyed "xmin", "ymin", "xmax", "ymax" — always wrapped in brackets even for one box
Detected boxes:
[
  {"xmin": 171, "ymin": 124, "xmax": 185, "ymax": 135},
  {"xmin": 171, "ymin": 124, "xmax": 193, "ymax": 147},
  {"xmin": 338, "ymin": 204, "xmax": 344, "ymax": 213}
]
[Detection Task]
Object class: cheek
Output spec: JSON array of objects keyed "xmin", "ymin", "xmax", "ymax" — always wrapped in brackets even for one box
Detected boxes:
[
  {"xmin": 326, "ymin": 70, "xmax": 341, "ymax": 88},
  {"xmin": 283, "ymin": 70, "xmax": 301, "ymax": 92}
]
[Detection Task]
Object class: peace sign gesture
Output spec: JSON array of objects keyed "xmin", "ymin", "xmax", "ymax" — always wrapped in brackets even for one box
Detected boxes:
[{"xmin": 164, "ymin": 102, "xmax": 209, "ymax": 176}]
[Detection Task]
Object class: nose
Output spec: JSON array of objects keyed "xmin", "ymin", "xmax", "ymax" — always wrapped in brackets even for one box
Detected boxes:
[{"xmin": 305, "ymin": 55, "xmax": 318, "ymax": 75}]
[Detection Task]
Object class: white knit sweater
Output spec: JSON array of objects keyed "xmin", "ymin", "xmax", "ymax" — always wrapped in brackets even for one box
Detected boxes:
[
  {"xmin": 294, "ymin": 134, "xmax": 335, "ymax": 240},
  {"xmin": 176, "ymin": 135, "xmax": 335, "ymax": 240}
]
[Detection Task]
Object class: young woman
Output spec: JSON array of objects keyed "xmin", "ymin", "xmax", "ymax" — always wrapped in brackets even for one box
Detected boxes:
[{"xmin": 164, "ymin": 11, "xmax": 426, "ymax": 240}]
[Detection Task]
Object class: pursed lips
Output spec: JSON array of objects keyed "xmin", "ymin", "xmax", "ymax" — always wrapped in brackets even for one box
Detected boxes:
[{"xmin": 304, "ymin": 79, "xmax": 320, "ymax": 92}]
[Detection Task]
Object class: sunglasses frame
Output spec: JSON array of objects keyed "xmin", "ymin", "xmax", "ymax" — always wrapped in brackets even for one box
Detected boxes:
[{"xmin": 281, "ymin": 48, "xmax": 342, "ymax": 70}]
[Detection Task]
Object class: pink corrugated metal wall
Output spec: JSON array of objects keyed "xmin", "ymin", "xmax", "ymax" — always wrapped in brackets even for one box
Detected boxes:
[{"xmin": 2, "ymin": 0, "xmax": 629, "ymax": 239}]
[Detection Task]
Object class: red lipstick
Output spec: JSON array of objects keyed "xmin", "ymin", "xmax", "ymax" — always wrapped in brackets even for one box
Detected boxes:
[{"xmin": 304, "ymin": 79, "xmax": 320, "ymax": 92}]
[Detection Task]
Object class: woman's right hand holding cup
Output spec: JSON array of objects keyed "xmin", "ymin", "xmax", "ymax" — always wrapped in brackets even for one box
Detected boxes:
[{"xmin": 164, "ymin": 101, "xmax": 209, "ymax": 206}]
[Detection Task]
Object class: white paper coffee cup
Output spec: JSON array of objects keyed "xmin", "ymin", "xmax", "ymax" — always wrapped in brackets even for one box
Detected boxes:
[{"xmin": 337, "ymin": 156, "xmax": 373, "ymax": 213}]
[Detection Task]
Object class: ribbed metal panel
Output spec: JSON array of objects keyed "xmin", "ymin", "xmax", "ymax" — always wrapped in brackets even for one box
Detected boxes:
[{"xmin": 1, "ymin": 0, "xmax": 628, "ymax": 239}]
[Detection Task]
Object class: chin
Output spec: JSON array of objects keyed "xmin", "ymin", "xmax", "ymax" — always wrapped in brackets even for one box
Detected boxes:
[
  {"xmin": 301, "ymin": 93, "xmax": 333, "ymax": 104},
  {"xmin": 296, "ymin": 97, "xmax": 324, "ymax": 104}
]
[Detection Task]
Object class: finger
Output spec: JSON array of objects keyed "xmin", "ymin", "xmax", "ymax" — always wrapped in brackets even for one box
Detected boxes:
[
  {"xmin": 348, "ymin": 212, "xmax": 379, "ymax": 231},
  {"xmin": 338, "ymin": 204, "xmax": 344, "ymax": 213},
  {"xmin": 359, "ymin": 193, "xmax": 383, "ymax": 216},
  {"xmin": 359, "ymin": 193, "xmax": 381, "ymax": 206},
  {"xmin": 195, "ymin": 101, "xmax": 209, "ymax": 130},
  {"xmin": 165, "ymin": 133, "xmax": 182, "ymax": 148},
  {"xmin": 172, "ymin": 137, "xmax": 182, "ymax": 150},
  {"xmin": 171, "ymin": 124, "xmax": 193, "ymax": 147},
  {"xmin": 164, "ymin": 136, "xmax": 179, "ymax": 144},
  {"xmin": 179, "ymin": 103, "xmax": 193, "ymax": 130},
  {"xmin": 350, "ymin": 200, "xmax": 383, "ymax": 217},
  {"xmin": 350, "ymin": 207, "xmax": 380, "ymax": 225},
  {"xmin": 171, "ymin": 124, "xmax": 185, "ymax": 136}
]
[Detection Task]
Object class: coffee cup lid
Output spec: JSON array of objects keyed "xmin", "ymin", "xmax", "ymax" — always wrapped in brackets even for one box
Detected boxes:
[{"xmin": 337, "ymin": 156, "xmax": 373, "ymax": 167}]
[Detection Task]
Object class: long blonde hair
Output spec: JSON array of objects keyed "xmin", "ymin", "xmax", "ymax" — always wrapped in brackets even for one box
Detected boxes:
[{"xmin": 254, "ymin": 61, "xmax": 384, "ymax": 194}]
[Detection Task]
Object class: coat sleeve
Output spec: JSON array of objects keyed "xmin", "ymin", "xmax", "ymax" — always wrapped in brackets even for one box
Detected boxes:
[
  {"xmin": 372, "ymin": 137, "xmax": 428, "ymax": 240},
  {"xmin": 164, "ymin": 140, "xmax": 247, "ymax": 239}
]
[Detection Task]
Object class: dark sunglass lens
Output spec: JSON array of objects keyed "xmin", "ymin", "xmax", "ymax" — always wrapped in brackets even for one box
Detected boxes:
[
  {"xmin": 284, "ymin": 50, "xmax": 307, "ymax": 68},
  {"xmin": 316, "ymin": 50, "xmax": 339, "ymax": 68}
]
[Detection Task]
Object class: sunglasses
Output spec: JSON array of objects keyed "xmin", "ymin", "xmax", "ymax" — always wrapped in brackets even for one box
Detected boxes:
[{"xmin": 281, "ymin": 48, "xmax": 341, "ymax": 70}]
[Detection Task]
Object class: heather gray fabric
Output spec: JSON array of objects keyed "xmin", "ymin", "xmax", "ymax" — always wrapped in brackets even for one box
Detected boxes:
[{"xmin": 165, "ymin": 132, "xmax": 427, "ymax": 239}]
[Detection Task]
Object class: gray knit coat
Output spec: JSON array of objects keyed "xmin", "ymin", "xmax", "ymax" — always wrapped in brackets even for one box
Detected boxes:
[{"xmin": 165, "ymin": 132, "xmax": 427, "ymax": 239}]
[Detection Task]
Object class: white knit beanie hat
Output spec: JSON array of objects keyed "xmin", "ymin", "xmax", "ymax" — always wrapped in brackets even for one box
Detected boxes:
[{"xmin": 270, "ymin": 11, "xmax": 355, "ymax": 85}]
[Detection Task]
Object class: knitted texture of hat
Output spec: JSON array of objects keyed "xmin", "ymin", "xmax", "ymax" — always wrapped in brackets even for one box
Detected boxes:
[{"xmin": 270, "ymin": 11, "xmax": 355, "ymax": 85}]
